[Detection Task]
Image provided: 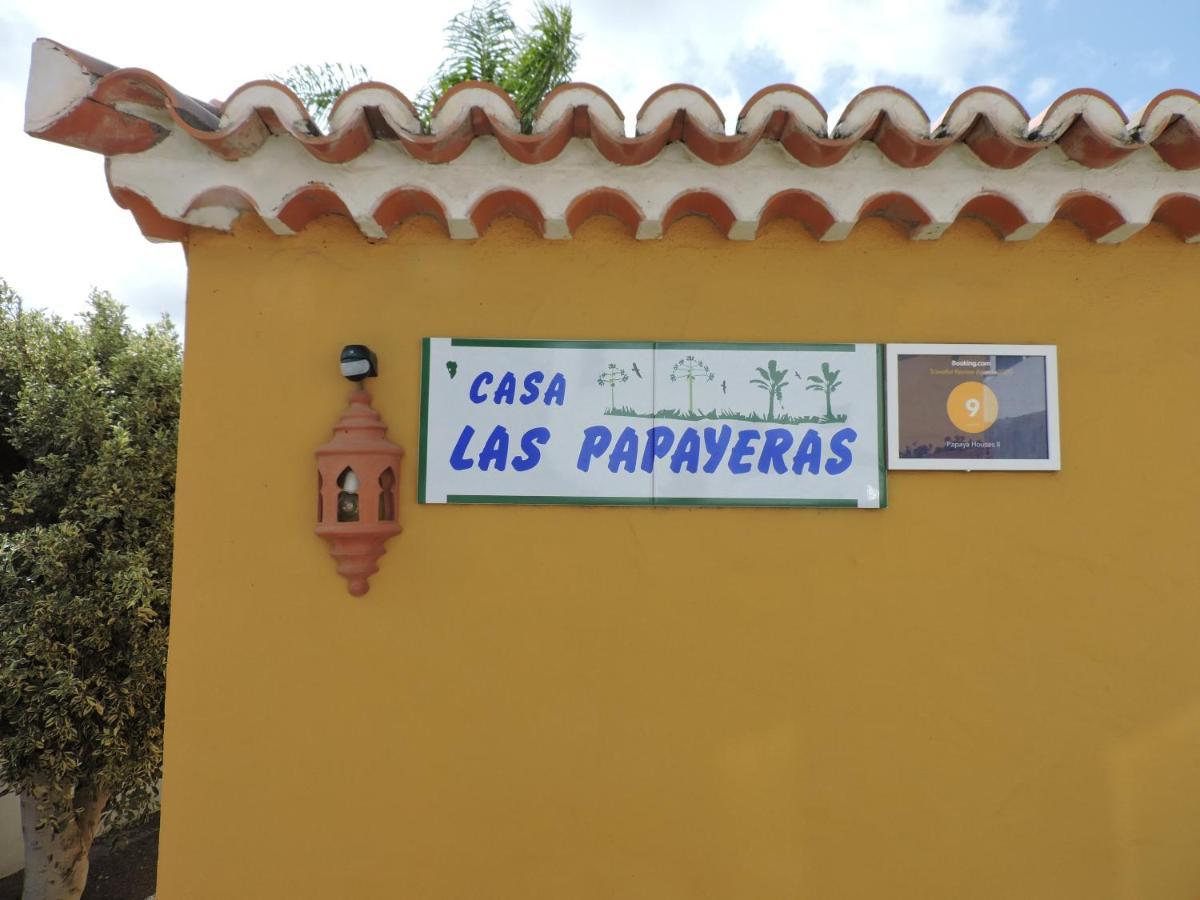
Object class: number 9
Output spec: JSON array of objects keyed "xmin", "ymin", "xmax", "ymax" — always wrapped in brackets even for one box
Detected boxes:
[{"xmin": 965, "ymin": 398, "xmax": 981, "ymax": 417}]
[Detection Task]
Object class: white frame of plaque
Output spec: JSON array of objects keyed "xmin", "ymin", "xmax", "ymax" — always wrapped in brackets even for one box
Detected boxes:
[{"xmin": 886, "ymin": 343, "xmax": 1061, "ymax": 471}]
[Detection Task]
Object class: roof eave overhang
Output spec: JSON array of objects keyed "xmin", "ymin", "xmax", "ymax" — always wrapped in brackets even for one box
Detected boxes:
[{"xmin": 25, "ymin": 38, "xmax": 1200, "ymax": 245}]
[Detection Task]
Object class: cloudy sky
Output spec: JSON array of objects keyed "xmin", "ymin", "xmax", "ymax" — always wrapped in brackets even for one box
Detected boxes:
[{"xmin": 1, "ymin": 0, "xmax": 1195, "ymax": 327}]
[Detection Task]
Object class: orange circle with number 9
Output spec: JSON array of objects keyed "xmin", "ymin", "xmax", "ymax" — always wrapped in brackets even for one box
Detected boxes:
[{"xmin": 946, "ymin": 381, "xmax": 999, "ymax": 433}]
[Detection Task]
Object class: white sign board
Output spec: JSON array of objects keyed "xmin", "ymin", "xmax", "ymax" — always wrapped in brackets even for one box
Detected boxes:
[{"xmin": 419, "ymin": 339, "xmax": 885, "ymax": 508}]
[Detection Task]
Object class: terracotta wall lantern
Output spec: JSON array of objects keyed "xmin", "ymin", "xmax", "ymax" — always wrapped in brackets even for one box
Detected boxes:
[{"xmin": 315, "ymin": 346, "xmax": 403, "ymax": 596}]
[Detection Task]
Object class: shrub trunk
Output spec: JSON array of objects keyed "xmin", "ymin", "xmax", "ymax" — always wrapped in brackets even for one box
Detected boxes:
[{"xmin": 18, "ymin": 785, "xmax": 108, "ymax": 900}]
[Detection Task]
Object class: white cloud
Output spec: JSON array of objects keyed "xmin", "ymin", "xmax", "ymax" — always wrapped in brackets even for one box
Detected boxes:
[
  {"xmin": 4, "ymin": 0, "xmax": 456, "ymax": 100},
  {"xmin": 2, "ymin": 0, "xmax": 467, "ymax": 326},
  {"xmin": 572, "ymin": 0, "xmax": 1017, "ymax": 127},
  {"xmin": 1027, "ymin": 75, "xmax": 1057, "ymax": 107},
  {"xmin": 0, "ymin": 9, "xmax": 37, "ymax": 83},
  {"xmin": 4, "ymin": 0, "xmax": 1020, "ymax": 325},
  {"xmin": 0, "ymin": 80, "xmax": 187, "ymax": 325}
]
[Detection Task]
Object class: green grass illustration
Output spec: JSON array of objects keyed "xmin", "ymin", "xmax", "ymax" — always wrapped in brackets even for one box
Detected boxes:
[
  {"xmin": 605, "ymin": 406, "xmax": 847, "ymax": 426},
  {"xmin": 602, "ymin": 357, "xmax": 851, "ymax": 425}
]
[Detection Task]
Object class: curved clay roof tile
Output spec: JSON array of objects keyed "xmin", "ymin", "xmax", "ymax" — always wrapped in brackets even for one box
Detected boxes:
[{"xmin": 24, "ymin": 38, "xmax": 1200, "ymax": 246}]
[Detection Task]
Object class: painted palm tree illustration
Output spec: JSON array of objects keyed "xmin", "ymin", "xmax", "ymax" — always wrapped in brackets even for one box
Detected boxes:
[
  {"xmin": 807, "ymin": 362, "xmax": 843, "ymax": 419},
  {"xmin": 597, "ymin": 362, "xmax": 629, "ymax": 411},
  {"xmin": 750, "ymin": 359, "xmax": 789, "ymax": 421},
  {"xmin": 670, "ymin": 355, "xmax": 715, "ymax": 415}
]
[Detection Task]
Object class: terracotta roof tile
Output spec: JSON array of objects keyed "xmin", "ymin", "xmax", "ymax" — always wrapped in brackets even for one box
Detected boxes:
[{"xmin": 24, "ymin": 38, "xmax": 1200, "ymax": 245}]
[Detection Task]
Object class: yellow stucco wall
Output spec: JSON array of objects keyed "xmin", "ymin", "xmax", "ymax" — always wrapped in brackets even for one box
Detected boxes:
[{"xmin": 158, "ymin": 214, "xmax": 1200, "ymax": 899}]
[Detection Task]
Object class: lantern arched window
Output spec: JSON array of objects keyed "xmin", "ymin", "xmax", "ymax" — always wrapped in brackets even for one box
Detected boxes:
[
  {"xmin": 336, "ymin": 467, "xmax": 360, "ymax": 522},
  {"xmin": 378, "ymin": 467, "xmax": 396, "ymax": 521}
]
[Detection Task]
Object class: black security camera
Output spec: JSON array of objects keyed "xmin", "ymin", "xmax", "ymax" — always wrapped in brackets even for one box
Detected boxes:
[{"xmin": 340, "ymin": 345, "xmax": 378, "ymax": 381}]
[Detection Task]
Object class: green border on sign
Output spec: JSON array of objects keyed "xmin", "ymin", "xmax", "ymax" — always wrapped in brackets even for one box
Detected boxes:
[
  {"xmin": 447, "ymin": 495, "xmax": 856, "ymax": 507},
  {"xmin": 656, "ymin": 341, "xmax": 856, "ymax": 352},
  {"xmin": 418, "ymin": 337, "xmax": 431, "ymax": 504},
  {"xmin": 448, "ymin": 495, "xmax": 653, "ymax": 506},
  {"xmin": 421, "ymin": 338, "xmax": 886, "ymax": 509},
  {"xmin": 451, "ymin": 338, "xmax": 654, "ymax": 350}
]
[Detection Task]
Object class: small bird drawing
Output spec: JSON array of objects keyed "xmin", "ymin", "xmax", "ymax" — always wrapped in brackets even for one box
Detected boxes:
[
  {"xmin": 631, "ymin": 362, "xmax": 643, "ymax": 378},
  {"xmin": 446, "ymin": 361, "xmax": 458, "ymax": 379},
  {"xmin": 721, "ymin": 379, "xmax": 727, "ymax": 394}
]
